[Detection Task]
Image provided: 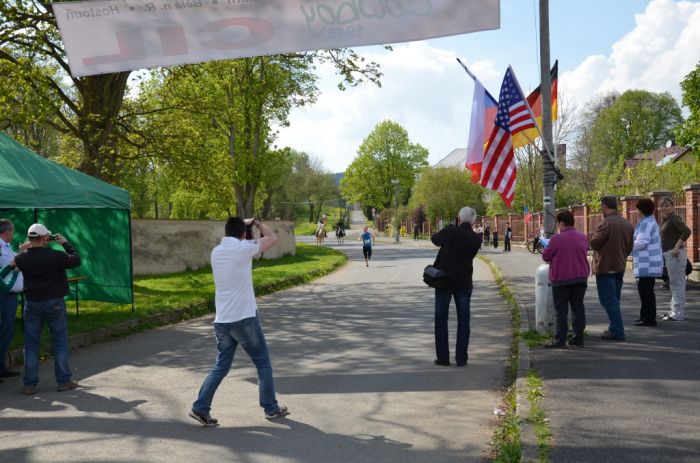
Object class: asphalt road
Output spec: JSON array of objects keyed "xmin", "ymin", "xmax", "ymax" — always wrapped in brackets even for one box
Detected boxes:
[{"xmin": 0, "ymin": 238, "xmax": 511, "ymax": 463}]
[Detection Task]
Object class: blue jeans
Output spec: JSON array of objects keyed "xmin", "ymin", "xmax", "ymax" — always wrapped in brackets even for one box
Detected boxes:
[
  {"xmin": 434, "ymin": 288, "xmax": 472, "ymax": 365},
  {"xmin": 596, "ymin": 272, "xmax": 625, "ymax": 339},
  {"xmin": 23, "ymin": 298, "xmax": 72, "ymax": 386},
  {"xmin": 0, "ymin": 293, "xmax": 19, "ymax": 373},
  {"xmin": 193, "ymin": 315, "xmax": 280, "ymax": 415}
]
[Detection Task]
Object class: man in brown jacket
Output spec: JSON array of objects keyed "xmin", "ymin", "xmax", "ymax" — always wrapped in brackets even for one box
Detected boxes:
[{"xmin": 590, "ymin": 196, "xmax": 634, "ymax": 341}]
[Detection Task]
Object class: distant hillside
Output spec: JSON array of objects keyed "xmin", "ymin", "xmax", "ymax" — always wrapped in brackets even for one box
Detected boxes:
[{"xmin": 334, "ymin": 172, "xmax": 344, "ymax": 186}]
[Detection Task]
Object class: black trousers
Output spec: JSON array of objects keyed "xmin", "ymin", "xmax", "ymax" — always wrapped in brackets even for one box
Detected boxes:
[
  {"xmin": 504, "ymin": 237, "xmax": 511, "ymax": 251},
  {"xmin": 636, "ymin": 277, "xmax": 657, "ymax": 323},
  {"xmin": 552, "ymin": 283, "xmax": 587, "ymax": 344}
]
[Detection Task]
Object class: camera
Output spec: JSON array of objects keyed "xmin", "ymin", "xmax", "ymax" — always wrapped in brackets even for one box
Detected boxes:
[
  {"xmin": 48, "ymin": 234, "xmax": 58, "ymax": 241},
  {"xmin": 245, "ymin": 222, "xmax": 255, "ymax": 240}
]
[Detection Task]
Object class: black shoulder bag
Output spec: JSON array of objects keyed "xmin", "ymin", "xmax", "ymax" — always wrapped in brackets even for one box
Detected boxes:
[{"xmin": 423, "ymin": 230, "xmax": 457, "ymax": 289}]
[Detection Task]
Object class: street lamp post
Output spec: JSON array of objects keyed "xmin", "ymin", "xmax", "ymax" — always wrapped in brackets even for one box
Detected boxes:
[{"xmin": 391, "ymin": 179, "xmax": 400, "ymax": 243}]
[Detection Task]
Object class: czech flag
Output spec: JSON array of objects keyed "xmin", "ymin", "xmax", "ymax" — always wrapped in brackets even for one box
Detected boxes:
[{"xmin": 466, "ymin": 76, "xmax": 498, "ymax": 183}]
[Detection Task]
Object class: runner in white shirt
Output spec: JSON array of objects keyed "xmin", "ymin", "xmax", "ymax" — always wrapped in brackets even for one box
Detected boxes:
[{"xmin": 190, "ymin": 218, "xmax": 289, "ymax": 427}]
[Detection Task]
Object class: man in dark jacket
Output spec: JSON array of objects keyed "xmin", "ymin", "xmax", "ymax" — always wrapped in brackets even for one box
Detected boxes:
[
  {"xmin": 14, "ymin": 223, "xmax": 81, "ymax": 395},
  {"xmin": 590, "ymin": 196, "xmax": 634, "ymax": 341},
  {"xmin": 430, "ymin": 207, "xmax": 482, "ymax": 367}
]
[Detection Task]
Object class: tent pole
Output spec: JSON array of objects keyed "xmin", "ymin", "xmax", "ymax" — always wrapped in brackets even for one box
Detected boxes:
[{"xmin": 128, "ymin": 211, "xmax": 135, "ymax": 314}]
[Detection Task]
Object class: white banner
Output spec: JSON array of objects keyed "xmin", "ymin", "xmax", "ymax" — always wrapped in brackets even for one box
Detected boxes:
[{"xmin": 52, "ymin": 0, "xmax": 500, "ymax": 77}]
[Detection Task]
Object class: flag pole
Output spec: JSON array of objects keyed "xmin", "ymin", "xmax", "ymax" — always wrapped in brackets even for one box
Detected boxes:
[{"xmin": 456, "ymin": 57, "xmax": 477, "ymax": 81}]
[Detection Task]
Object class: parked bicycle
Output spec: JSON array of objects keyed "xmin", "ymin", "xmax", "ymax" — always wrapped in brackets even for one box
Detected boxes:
[{"xmin": 526, "ymin": 234, "xmax": 544, "ymax": 254}]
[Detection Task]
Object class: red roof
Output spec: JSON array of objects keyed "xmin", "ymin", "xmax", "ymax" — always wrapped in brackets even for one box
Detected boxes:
[{"xmin": 624, "ymin": 146, "xmax": 692, "ymax": 168}]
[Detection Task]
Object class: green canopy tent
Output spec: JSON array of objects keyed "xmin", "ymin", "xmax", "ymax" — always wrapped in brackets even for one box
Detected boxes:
[{"xmin": 0, "ymin": 133, "xmax": 132, "ymax": 305}]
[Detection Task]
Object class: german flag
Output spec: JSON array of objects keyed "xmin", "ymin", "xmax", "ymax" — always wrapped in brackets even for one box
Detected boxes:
[{"xmin": 511, "ymin": 60, "xmax": 558, "ymax": 149}]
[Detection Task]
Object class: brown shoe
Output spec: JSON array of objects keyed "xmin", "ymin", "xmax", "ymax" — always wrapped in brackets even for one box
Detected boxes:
[
  {"xmin": 57, "ymin": 380, "xmax": 79, "ymax": 392},
  {"xmin": 21, "ymin": 385, "xmax": 37, "ymax": 395}
]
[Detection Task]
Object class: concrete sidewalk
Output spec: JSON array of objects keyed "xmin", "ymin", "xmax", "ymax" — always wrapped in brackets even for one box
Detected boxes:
[
  {"xmin": 0, "ymin": 242, "xmax": 511, "ymax": 463},
  {"xmin": 485, "ymin": 247, "xmax": 700, "ymax": 463}
]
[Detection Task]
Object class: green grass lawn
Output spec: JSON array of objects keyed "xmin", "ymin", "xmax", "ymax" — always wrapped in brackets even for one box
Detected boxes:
[
  {"xmin": 8, "ymin": 243, "xmax": 346, "ymax": 351},
  {"xmin": 294, "ymin": 221, "xmax": 318, "ymax": 236},
  {"xmin": 293, "ymin": 207, "xmax": 350, "ymax": 235}
]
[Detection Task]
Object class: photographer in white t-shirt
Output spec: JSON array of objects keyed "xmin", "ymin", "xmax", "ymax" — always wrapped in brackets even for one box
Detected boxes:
[{"xmin": 189, "ymin": 217, "xmax": 288, "ymax": 427}]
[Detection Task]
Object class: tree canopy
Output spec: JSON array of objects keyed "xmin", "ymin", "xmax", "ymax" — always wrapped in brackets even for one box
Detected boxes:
[
  {"xmin": 1, "ymin": 0, "xmax": 383, "ymax": 219},
  {"xmin": 341, "ymin": 120, "xmax": 428, "ymax": 210},
  {"xmin": 676, "ymin": 60, "xmax": 700, "ymax": 150},
  {"xmin": 589, "ymin": 90, "xmax": 682, "ymax": 162},
  {"xmin": 410, "ymin": 167, "xmax": 485, "ymax": 225}
]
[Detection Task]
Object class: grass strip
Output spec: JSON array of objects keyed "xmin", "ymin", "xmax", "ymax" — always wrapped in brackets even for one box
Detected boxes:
[
  {"xmin": 521, "ymin": 329, "xmax": 552, "ymax": 348},
  {"xmin": 10, "ymin": 243, "xmax": 346, "ymax": 352},
  {"xmin": 479, "ymin": 256, "xmax": 522, "ymax": 462},
  {"xmin": 479, "ymin": 255, "xmax": 553, "ymax": 463},
  {"xmin": 526, "ymin": 369, "xmax": 553, "ymax": 462}
]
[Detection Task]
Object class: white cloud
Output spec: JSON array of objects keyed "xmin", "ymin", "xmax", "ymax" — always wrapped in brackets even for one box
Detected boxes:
[
  {"xmin": 275, "ymin": 42, "xmax": 499, "ymax": 172},
  {"xmin": 278, "ymin": 0, "xmax": 700, "ymax": 174},
  {"xmin": 561, "ymin": 0, "xmax": 700, "ymax": 107}
]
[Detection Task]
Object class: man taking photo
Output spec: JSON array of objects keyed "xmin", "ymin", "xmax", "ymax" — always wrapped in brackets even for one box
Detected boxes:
[
  {"xmin": 14, "ymin": 223, "xmax": 81, "ymax": 395},
  {"xmin": 190, "ymin": 218, "xmax": 288, "ymax": 427}
]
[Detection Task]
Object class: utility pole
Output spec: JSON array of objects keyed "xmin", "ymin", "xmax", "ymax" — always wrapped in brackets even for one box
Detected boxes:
[{"xmin": 539, "ymin": 0, "xmax": 557, "ymax": 238}]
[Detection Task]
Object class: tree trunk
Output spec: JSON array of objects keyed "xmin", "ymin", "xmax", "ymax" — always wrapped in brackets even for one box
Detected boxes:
[{"xmin": 75, "ymin": 73, "xmax": 130, "ymax": 182}]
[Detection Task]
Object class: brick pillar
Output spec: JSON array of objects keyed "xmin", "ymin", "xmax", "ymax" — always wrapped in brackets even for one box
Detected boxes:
[
  {"xmin": 684, "ymin": 184, "xmax": 700, "ymax": 263},
  {"xmin": 583, "ymin": 204, "xmax": 590, "ymax": 237},
  {"xmin": 620, "ymin": 195, "xmax": 643, "ymax": 223}
]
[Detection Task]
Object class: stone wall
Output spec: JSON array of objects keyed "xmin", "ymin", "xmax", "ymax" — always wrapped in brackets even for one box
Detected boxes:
[{"xmin": 131, "ymin": 219, "xmax": 295, "ymax": 275}]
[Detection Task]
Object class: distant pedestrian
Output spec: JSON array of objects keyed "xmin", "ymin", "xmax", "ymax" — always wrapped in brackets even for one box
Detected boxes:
[
  {"xmin": 430, "ymin": 207, "xmax": 482, "ymax": 366},
  {"xmin": 632, "ymin": 198, "xmax": 663, "ymax": 327},
  {"xmin": 476, "ymin": 224, "xmax": 484, "ymax": 245},
  {"xmin": 590, "ymin": 196, "xmax": 633, "ymax": 341},
  {"xmin": 658, "ymin": 197, "xmax": 691, "ymax": 321},
  {"xmin": 357, "ymin": 226, "xmax": 375, "ymax": 267},
  {"xmin": 483, "ymin": 226, "xmax": 491, "ymax": 247},
  {"xmin": 190, "ymin": 218, "xmax": 289, "ymax": 427},
  {"xmin": 413, "ymin": 223, "xmax": 420, "ymax": 241},
  {"xmin": 14, "ymin": 223, "xmax": 82, "ymax": 394},
  {"xmin": 542, "ymin": 210, "xmax": 589, "ymax": 348},
  {"xmin": 504, "ymin": 223, "xmax": 512, "ymax": 252},
  {"xmin": 492, "ymin": 229, "xmax": 499, "ymax": 249}
]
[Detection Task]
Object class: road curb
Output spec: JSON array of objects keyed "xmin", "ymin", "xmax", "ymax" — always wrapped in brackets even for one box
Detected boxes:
[{"xmin": 512, "ymin": 289, "xmax": 540, "ymax": 463}]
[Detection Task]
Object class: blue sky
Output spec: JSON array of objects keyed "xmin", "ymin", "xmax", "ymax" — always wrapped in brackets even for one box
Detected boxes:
[{"xmin": 275, "ymin": 0, "xmax": 700, "ymax": 172}]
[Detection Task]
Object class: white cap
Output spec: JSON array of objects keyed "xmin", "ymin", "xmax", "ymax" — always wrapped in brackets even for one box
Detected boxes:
[{"xmin": 27, "ymin": 223, "xmax": 51, "ymax": 238}]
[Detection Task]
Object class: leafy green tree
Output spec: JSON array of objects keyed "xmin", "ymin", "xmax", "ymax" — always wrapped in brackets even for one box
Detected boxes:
[
  {"xmin": 621, "ymin": 161, "xmax": 699, "ymax": 196},
  {"xmin": 285, "ymin": 151, "xmax": 339, "ymax": 223},
  {"xmin": 133, "ymin": 56, "xmax": 317, "ymax": 217},
  {"xmin": 513, "ymin": 144, "xmax": 543, "ymax": 213},
  {"xmin": 590, "ymin": 90, "xmax": 682, "ymax": 161},
  {"xmin": 0, "ymin": 1, "xmax": 134, "ymax": 181},
  {"xmin": 341, "ymin": 120, "xmax": 428, "ymax": 210},
  {"xmin": 410, "ymin": 167, "xmax": 485, "ymax": 226},
  {"xmin": 568, "ymin": 92, "xmax": 620, "ymax": 198},
  {"xmin": 1, "ymin": 1, "xmax": 382, "ymax": 185},
  {"xmin": 676, "ymin": 60, "xmax": 700, "ymax": 149}
]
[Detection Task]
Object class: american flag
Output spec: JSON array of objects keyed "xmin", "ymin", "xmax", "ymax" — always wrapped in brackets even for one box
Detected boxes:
[{"xmin": 480, "ymin": 67, "xmax": 537, "ymax": 207}]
